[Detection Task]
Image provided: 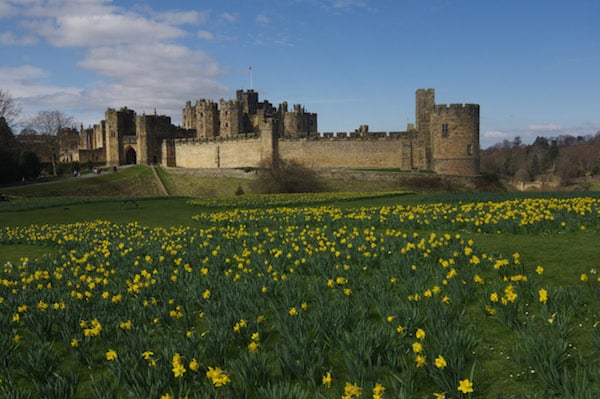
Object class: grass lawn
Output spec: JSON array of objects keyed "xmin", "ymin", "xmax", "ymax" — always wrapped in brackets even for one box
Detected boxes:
[
  {"xmin": 1, "ymin": 165, "xmax": 162, "ymax": 198},
  {"xmin": 2, "ymin": 167, "xmax": 600, "ymax": 397},
  {"xmin": 0, "ymin": 197, "xmax": 197, "ymax": 228}
]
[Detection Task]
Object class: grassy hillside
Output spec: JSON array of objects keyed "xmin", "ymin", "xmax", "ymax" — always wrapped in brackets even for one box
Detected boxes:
[
  {"xmin": 1, "ymin": 165, "xmax": 162, "ymax": 198},
  {"xmin": 155, "ymin": 167, "xmax": 254, "ymax": 197}
]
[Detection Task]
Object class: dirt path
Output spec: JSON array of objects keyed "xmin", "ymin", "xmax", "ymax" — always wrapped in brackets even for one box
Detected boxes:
[{"xmin": 151, "ymin": 166, "xmax": 169, "ymax": 196}]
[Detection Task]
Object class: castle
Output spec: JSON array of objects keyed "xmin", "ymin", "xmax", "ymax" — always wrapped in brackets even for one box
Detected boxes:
[{"xmin": 69, "ymin": 88, "xmax": 480, "ymax": 176}]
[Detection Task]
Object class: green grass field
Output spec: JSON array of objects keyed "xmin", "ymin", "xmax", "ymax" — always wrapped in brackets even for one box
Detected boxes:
[{"xmin": 1, "ymin": 167, "xmax": 600, "ymax": 398}]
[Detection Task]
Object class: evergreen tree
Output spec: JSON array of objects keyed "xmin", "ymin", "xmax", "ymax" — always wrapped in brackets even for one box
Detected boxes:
[
  {"xmin": 0, "ymin": 116, "xmax": 20, "ymax": 183},
  {"xmin": 18, "ymin": 150, "xmax": 41, "ymax": 180}
]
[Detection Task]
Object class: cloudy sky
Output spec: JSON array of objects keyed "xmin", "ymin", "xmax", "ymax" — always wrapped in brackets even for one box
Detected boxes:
[{"xmin": 1, "ymin": 0, "xmax": 598, "ymax": 148}]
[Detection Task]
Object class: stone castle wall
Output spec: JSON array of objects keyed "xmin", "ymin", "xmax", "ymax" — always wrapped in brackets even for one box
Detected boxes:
[
  {"xmin": 430, "ymin": 103, "xmax": 480, "ymax": 175},
  {"xmin": 168, "ymin": 134, "xmax": 425, "ymax": 171},
  {"xmin": 168, "ymin": 136, "xmax": 264, "ymax": 168},
  {"xmin": 278, "ymin": 137, "xmax": 413, "ymax": 169}
]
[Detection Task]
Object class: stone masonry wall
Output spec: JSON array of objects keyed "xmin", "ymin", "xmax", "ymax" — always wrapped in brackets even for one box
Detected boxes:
[
  {"xmin": 172, "ymin": 138, "xmax": 264, "ymax": 168},
  {"xmin": 170, "ymin": 136, "xmax": 433, "ymax": 171},
  {"xmin": 278, "ymin": 138, "xmax": 413, "ymax": 169},
  {"xmin": 430, "ymin": 104, "xmax": 480, "ymax": 176}
]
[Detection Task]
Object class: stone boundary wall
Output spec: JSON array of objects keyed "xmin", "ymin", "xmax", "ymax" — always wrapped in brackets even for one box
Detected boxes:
[
  {"xmin": 77, "ymin": 148, "xmax": 105, "ymax": 164},
  {"xmin": 312, "ymin": 169, "xmax": 479, "ymax": 189},
  {"xmin": 160, "ymin": 166, "xmax": 480, "ymax": 190},
  {"xmin": 278, "ymin": 137, "xmax": 412, "ymax": 169}
]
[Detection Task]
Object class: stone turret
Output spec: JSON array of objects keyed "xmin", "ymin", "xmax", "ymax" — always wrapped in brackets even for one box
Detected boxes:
[
  {"xmin": 430, "ymin": 103, "xmax": 480, "ymax": 175},
  {"xmin": 137, "ymin": 114, "xmax": 173, "ymax": 164},
  {"xmin": 196, "ymin": 100, "xmax": 219, "ymax": 138},
  {"xmin": 236, "ymin": 89, "xmax": 258, "ymax": 116},
  {"xmin": 219, "ymin": 99, "xmax": 243, "ymax": 137},
  {"xmin": 105, "ymin": 107, "xmax": 135, "ymax": 166}
]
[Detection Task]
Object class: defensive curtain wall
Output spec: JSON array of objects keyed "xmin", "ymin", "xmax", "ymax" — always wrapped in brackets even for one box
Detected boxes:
[
  {"xmin": 164, "ymin": 128, "xmax": 445, "ymax": 171},
  {"xmin": 164, "ymin": 89, "xmax": 480, "ymax": 175}
]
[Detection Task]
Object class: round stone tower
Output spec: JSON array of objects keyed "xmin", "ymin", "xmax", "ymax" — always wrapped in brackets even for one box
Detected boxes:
[{"xmin": 430, "ymin": 103, "xmax": 480, "ymax": 175}]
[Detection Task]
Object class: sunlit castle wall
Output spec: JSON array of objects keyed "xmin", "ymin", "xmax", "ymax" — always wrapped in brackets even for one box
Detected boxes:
[
  {"xmin": 430, "ymin": 104, "xmax": 480, "ymax": 176},
  {"xmin": 167, "ymin": 119, "xmax": 277, "ymax": 168},
  {"xmin": 278, "ymin": 133, "xmax": 416, "ymax": 169}
]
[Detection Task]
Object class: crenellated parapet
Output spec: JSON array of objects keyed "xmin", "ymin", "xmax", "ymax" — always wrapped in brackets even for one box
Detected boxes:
[{"xmin": 433, "ymin": 103, "xmax": 479, "ymax": 117}]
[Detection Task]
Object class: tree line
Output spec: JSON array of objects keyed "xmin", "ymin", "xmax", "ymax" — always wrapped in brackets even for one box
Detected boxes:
[{"xmin": 481, "ymin": 134, "xmax": 600, "ymax": 182}]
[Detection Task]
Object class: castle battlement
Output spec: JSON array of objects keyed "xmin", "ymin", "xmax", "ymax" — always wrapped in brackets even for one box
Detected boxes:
[
  {"xmin": 74, "ymin": 88, "xmax": 480, "ymax": 176},
  {"xmin": 172, "ymin": 133, "xmax": 260, "ymax": 145},
  {"xmin": 434, "ymin": 103, "xmax": 479, "ymax": 114},
  {"xmin": 279, "ymin": 130, "xmax": 415, "ymax": 141}
]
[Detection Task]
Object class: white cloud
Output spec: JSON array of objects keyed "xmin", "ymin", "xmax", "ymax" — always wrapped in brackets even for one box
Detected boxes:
[
  {"xmin": 527, "ymin": 123, "xmax": 562, "ymax": 132},
  {"xmin": 0, "ymin": 1, "xmax": 230, "ymax": 125},
  {"xmin": 0, "ymin": 65, "xmax": 82, "ymax": 104},
  {"xmin": 256, "ymin": 14, "xmax": 270, "ymax": 24},
  {"xmin": 11, "ymin": 0, "xmax": 117, "ymax": 19},
  {"xmin": 0, "ymin": 31, "xmax": 37, "ymax": 45},
  {"xmin": 0, "ymin": 1, "xmax": 18, "ymax": 18},
  {"xmin": 483, "ymin": 130, "xmax": 513, "ymax": 140},
  {"xmin": 7, "ymin": 1, "xmax": 200, "ymax": 47},
  {"xmin": 76, "ymin": 43, "xmax": 227, "ymax": 121},
  {"xmin": 79, "ymin": 43, "xmax": 221, "ymax": 80},
  {"xmin": 129, "ymin": 2, "xmax": 206, "ymax": 25},
  {"xmin": 220, "ymin": 12, "xmax": 236, "ymax": 23},
  {"xmin": 329, "ymin": 0, "xmax": 367, "ymax": 9},
  {"xmin": 154, "ymin": 10, "xmax": 205, "ymax": 26},
  {"xmin": 0, "ymin": 65, "xmax": 47, "ymax": 91},
  {"xmin": 198, "ymin": 30, "xmax": 214, "ymax": 41},
  {"xmin": 25, "ymin": 13, "xmax": 184, "ymax": 47}
]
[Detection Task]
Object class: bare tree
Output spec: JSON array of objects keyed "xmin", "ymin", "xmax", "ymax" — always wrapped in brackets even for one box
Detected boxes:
[
  {"xmin": 26, "ymin": 110, "xmax": 75, "ymax": 176},
  {"xmin": 0, "ymin": 89, "xmax": 22, "ymax": 127}
]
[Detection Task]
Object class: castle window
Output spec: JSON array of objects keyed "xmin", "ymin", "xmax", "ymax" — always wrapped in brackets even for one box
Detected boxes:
[
  {"xmin": 441, "ymin": 123, "xmax": 449, "ymax": 138},
  {"xmin": 467, "ymin": 144, "xmax": 473, "ymax": 156}
]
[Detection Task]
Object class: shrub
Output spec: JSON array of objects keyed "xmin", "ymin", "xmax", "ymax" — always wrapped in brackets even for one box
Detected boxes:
[
  {"xmin": 18, "ymin": 150, "xmax": 41, "ymax": 180},
  {"xmin": 252, "ymin": 158, "xmax": 324, "ymax": 194}
]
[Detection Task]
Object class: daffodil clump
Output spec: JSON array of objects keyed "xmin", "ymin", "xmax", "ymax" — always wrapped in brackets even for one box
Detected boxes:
[{"xmin": 1, "ymin": 195, "xmax": 600, "ymax": 397}]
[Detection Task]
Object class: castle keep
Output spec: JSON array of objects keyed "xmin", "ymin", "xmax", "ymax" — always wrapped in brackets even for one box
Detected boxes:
[
  {"xmin": 183, "ymin": 89, "xmax": 317, "ymax": 139},
  {"xmin": 71, "ymin": 88, "xmax": 480, "ymax": 176}
]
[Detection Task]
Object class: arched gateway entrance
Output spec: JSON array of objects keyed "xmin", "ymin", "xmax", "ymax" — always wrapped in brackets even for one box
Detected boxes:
[{"xmin": 125, "ymin": 147, "xmax": 137, "ymax": 164}]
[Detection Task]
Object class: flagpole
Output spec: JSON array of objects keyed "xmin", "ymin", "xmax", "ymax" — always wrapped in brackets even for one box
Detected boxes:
[{"xmin": 249, "ymin": 66, "xmax": 253, "ymax": 90}]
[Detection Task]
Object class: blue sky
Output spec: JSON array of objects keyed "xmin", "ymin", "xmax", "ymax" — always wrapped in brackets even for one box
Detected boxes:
[{"xmin": 1, "ymin": 0, "xmax": 598, "ymax": 148}]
